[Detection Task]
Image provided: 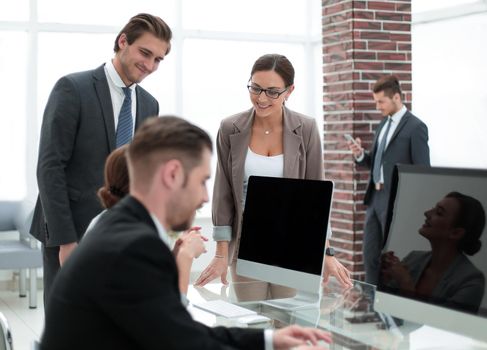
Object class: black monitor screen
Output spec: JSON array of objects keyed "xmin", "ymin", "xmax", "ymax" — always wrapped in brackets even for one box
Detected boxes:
[
  {"xmin": 238, "ymin": 176, "xmax": 333, "ymax": 276},
  {"xmin": 378, "ymin": 165, "xmax": 487, "ymax": 317}
]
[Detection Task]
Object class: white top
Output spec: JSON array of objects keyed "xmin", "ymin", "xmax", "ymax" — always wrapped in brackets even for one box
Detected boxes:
[
  {"xmin": 243, "ymin": 147, "xmax": 284, "ymax": 206},
  {"xmin": 104, "ymin": 60, "xmax": 136, "ymax": 135}
]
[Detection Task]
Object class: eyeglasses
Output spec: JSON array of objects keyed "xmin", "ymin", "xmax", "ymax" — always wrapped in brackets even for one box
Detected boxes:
[{"xmin": 247, "ymin": 84, "xmax": 288, "ymax": 99}]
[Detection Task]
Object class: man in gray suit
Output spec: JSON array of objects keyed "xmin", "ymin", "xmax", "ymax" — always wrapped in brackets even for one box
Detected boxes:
[
  {"xmin": 31, "ymin": 13, "xmax": 172, "ymax": 304},
  {"xmin": 348, "ymin": 75, "xmax": 430, "ymax": 284}
]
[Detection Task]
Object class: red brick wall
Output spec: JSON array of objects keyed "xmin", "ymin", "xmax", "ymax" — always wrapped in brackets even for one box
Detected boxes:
[{"xmin": 322, "ymin": 0, "xmax": 412, "ymax": 280}]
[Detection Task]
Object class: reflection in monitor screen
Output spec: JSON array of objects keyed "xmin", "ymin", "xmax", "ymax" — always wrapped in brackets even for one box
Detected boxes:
[
  {"xmin": 375, "ymin": 165, "xmax": 487, "ymax": 342},
  {"xmin": 237, "ymin": 176, "xmax": 333, "ymax": 309}
]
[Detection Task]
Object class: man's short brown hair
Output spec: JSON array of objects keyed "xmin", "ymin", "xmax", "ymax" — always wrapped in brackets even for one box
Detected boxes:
[
  {"xmin": 127, "ymin": 116, "xmax": 212, "ymax": 191},
  {"xmin": 373, "ymin": 75, "xmax": 402, "ymax": 98},
  {"xmin": 114, "ymin": 13, "xmax": 172, "ymax": 55}
]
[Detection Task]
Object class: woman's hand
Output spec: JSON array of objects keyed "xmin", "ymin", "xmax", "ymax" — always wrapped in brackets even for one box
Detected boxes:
[
  {"xmin": 322, "ymin": 256, "xmax": 353, "ymax": 288},
  {"xmin": 195, "ymin": 255, "xmax": 229, "ymax": 286},
  {"xmin": 380, "ymin": 252, "xmax": 414, "ymax": 290}
]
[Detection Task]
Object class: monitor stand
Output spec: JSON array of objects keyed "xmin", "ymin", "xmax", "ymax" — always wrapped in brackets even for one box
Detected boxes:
[{"xmin": 260, "ymin": 291, "xmax": 320, "ymax": 311}]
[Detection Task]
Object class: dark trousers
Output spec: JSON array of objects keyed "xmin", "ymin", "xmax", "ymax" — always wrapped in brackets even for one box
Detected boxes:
[
  {"xmin": 363, "ymin": 189, "xmax": 388, "ymax": 285},
  {"xmin": 42, "ymin": 244, "xmax": 61, "ymax": 310}
]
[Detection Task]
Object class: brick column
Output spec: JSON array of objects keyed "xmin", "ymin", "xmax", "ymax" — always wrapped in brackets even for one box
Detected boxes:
[{"xmin": 322, "ymin": 0, "xmax": 412, "ymax": 280}]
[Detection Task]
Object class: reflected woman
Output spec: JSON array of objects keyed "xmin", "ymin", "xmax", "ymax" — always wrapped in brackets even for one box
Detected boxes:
[
  {"xmin": 381, "ymin": 191, "xmax": 486, "ymax": 312},
  {"xmin": 195, "ymin": 54, "xmax": 351, "ymax": 292}
]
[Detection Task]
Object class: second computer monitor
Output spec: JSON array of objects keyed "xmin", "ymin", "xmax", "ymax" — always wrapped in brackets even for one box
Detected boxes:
[{"xmin": 375, "ymin": 165, "xmax": 487, "ymax": 342}]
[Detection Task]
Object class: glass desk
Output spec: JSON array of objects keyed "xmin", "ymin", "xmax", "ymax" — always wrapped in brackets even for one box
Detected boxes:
[{"xmin": 187, "ymin": 279, "xmax": 487, "ymax": 350}]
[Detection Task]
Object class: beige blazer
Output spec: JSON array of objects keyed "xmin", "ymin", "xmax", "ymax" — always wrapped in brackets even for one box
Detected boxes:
[{"xmin": 212, "ymin": 106, "xmax": 324, "ymax": 262}]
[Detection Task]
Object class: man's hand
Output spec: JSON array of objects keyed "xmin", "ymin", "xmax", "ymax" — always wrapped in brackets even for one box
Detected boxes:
[
  {"xmin": 195, "ymin": 255, "xmax": 229, "ymax": 286},
  {"xmin": 322, "ymin": 256, "xmax": 353, "ymax": 288},
  {"xmin": 273, "ymin": 325, "xmax": 332, "ymax": 350},
  {"xmin": 347, "ymin": 137, "xmax": 364, "ymax": 159},
  {"xmin": 176, "ymin": 230, "xmax": 207, "ymax": 260},
  {"xmin": 173, "ymin": 226, "xmax": 204, "ymax": 258},
  {"xmin": 59, "ymin": 242, "xmax": 78, "ymax": 266}
]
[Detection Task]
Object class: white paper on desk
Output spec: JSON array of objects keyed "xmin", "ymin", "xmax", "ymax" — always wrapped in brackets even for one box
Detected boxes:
[{"xmin": 410, "ymin": 325, "xmax": 487, "ymax": 350}]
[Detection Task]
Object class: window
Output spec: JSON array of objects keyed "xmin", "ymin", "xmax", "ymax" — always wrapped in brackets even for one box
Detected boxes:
[
  {"xmin": 0, "ymin": 0, "xmax": 322, "ymax": 216},
  {"xmin": 0, "ymin": 32, "xmax": 28, "ymax": 199}
]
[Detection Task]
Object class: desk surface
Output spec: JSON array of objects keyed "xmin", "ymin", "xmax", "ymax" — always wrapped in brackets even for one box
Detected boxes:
[{"xmin": 187, "ymin": 279, "xmax": 487, "ymax": 350}]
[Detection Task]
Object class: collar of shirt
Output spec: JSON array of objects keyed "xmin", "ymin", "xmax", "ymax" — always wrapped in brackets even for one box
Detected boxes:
[
  {"xmin": 105, "ymin": 59, "xmax": 136, "ymax": 92},
  {"xmin": 149, "ymin": 213, "xmax": 172, "ymax": 249},
  {"xmin": 390, "ymin": 104, "xmax": 407, "ymax": 124}
]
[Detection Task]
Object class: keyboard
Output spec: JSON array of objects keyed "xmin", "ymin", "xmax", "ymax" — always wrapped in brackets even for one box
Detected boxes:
[{"xmin": 192, "ymin": 300, "xmax": 257, "ymax": 318}]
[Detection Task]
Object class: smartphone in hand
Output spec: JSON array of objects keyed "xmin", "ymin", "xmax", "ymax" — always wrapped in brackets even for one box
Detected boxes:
[{"xmin": 344, "ymin": 134, "xmax": 359, "ymax": 147}]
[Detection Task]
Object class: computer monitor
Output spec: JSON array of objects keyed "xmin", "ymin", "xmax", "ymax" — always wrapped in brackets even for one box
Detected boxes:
[
  {"xmin": 374, "ymin": 165, "xmax": 487, "ymax": 342},
  {"xmin": 236, "ymin": 176, "xmax": 334, "ymax": 309}
]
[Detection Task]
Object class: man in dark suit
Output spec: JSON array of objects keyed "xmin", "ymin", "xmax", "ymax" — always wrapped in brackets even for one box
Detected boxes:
[
  {"xmin": 41, "ymin": 116, "xmax": 331, "ymax": 350},
  {"xmin": 30, "ymin": 13, "xmax": 172, "ymax": 304},
  {"xmin": 348, "ymin": 75, "xmax": 430, "ymax": 284}
]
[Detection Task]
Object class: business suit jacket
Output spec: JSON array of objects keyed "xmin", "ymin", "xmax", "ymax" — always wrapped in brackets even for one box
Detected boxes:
[
  {"xmin": 403, "ymin": 251, "xmax": 485, "ymax": 313},
  {"xmin": 31, "ymin": 64, "xmax": 158, "ymax": 247},
  {"xmin": 212, "ymin": 107, "xmax": 323, "ymax": 261},
  {"xmin": 357, "ymin": 111, "xmax": 430, "ymax": 206},
  {"xmin": 41, "ymin": 196, "xmax": 264, "ymax": 350}
]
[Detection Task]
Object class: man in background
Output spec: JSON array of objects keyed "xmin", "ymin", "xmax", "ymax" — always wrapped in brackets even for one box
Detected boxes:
[
  {"xmin": 348, "ymin": 75, "xmax": 430, "ymax": 284},
  {"xmin": 41, "ymin": 116, "xmax": 332, "ymax": 350},
  {"xmin": 31, "ymin": 13, "xmax": 172, "ymax": 304}
]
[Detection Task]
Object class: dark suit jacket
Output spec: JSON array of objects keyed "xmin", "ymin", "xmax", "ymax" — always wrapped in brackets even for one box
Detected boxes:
[
  {"xmin": 31, "ymin": 64, "xmax": 158, "ymax": 247},
  {"xmin": 403, "ymin": 251, "xmax": 485, "ymax": 313},
  {"xmin": 41, "ymin": 196, "xmax": 264, "ymax": 350},
  {"xmin": 357, "ymin": 111, "xmax": 430, "ymax": 205}
]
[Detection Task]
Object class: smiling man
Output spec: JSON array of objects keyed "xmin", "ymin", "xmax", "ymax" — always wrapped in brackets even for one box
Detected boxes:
[{"xmin": 31, "ymin": 13, "xmax": 172, "ymax": 306}]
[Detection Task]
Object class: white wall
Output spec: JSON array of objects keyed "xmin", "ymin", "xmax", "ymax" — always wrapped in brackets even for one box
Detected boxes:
[{"xmin": 412, "ymin": 12, "xmax": 487, "ymax": 169}]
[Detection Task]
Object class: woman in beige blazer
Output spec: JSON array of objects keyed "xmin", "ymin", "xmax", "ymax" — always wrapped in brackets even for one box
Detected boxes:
[{"xmin": 195, "ymin": 54, "xmax": 351, "ymax": 290}]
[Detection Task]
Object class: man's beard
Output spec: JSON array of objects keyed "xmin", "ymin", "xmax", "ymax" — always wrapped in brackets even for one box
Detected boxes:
[
  {"xmin": 169, "ymin": 208, "xmax": 196, "ymax": 232},
  {"xmin": 171, "ymin": 220, "xmax": 191, "ymax": 233}
]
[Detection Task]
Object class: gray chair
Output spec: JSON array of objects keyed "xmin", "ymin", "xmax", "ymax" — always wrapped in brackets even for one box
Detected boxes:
[
  {"xmin": 0, "ymin": 200, "xmax": 42, "ymax": 309},
  {"xmin": 0, "ymin": 312, "xmax": 13, "ymax": 350}
]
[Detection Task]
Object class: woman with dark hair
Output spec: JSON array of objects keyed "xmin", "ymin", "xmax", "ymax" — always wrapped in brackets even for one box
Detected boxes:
[
  {"xmin": 196, "ymin": 54, "xmax": 351, "ymax": 290},
  {"xmin": 381, "ymin": 191, "xmax": 486, "ymax": 312},
  {"xmin": 97, "ymin": 146, "xmax": 130, "ymax": 209}
]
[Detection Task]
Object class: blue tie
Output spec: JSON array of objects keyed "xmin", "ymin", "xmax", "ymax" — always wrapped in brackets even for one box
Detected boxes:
[
  {"xmin": 372, "ymin": 117, "xmax": 392, "ymax": 184},
  {"xmin": 116, "ymin": 87, "xmax": 133, "ymax": 148}
]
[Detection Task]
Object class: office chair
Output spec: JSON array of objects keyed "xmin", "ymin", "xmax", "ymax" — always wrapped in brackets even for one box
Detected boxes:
[
  {"xmin": 0, "ymin": 312, "xmax": 13, "ymax": 350},
  {"xmin": 0, "ymin": 200, "xmax": 42, "ymax": 308}
]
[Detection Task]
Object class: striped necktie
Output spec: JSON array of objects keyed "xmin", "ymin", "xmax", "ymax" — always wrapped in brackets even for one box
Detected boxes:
[
  {"xmin": 372, "ymin": 117, "xmax": 392, "ymax": 184},
  {"xmin": 116, "ymin": 87, "xmax": 133, "ymax": 148}
]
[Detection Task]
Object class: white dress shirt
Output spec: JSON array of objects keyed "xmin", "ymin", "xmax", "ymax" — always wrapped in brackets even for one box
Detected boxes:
[{"xmin": 104, "ymin": 60, "xmax": 137, "ymax": 136}]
